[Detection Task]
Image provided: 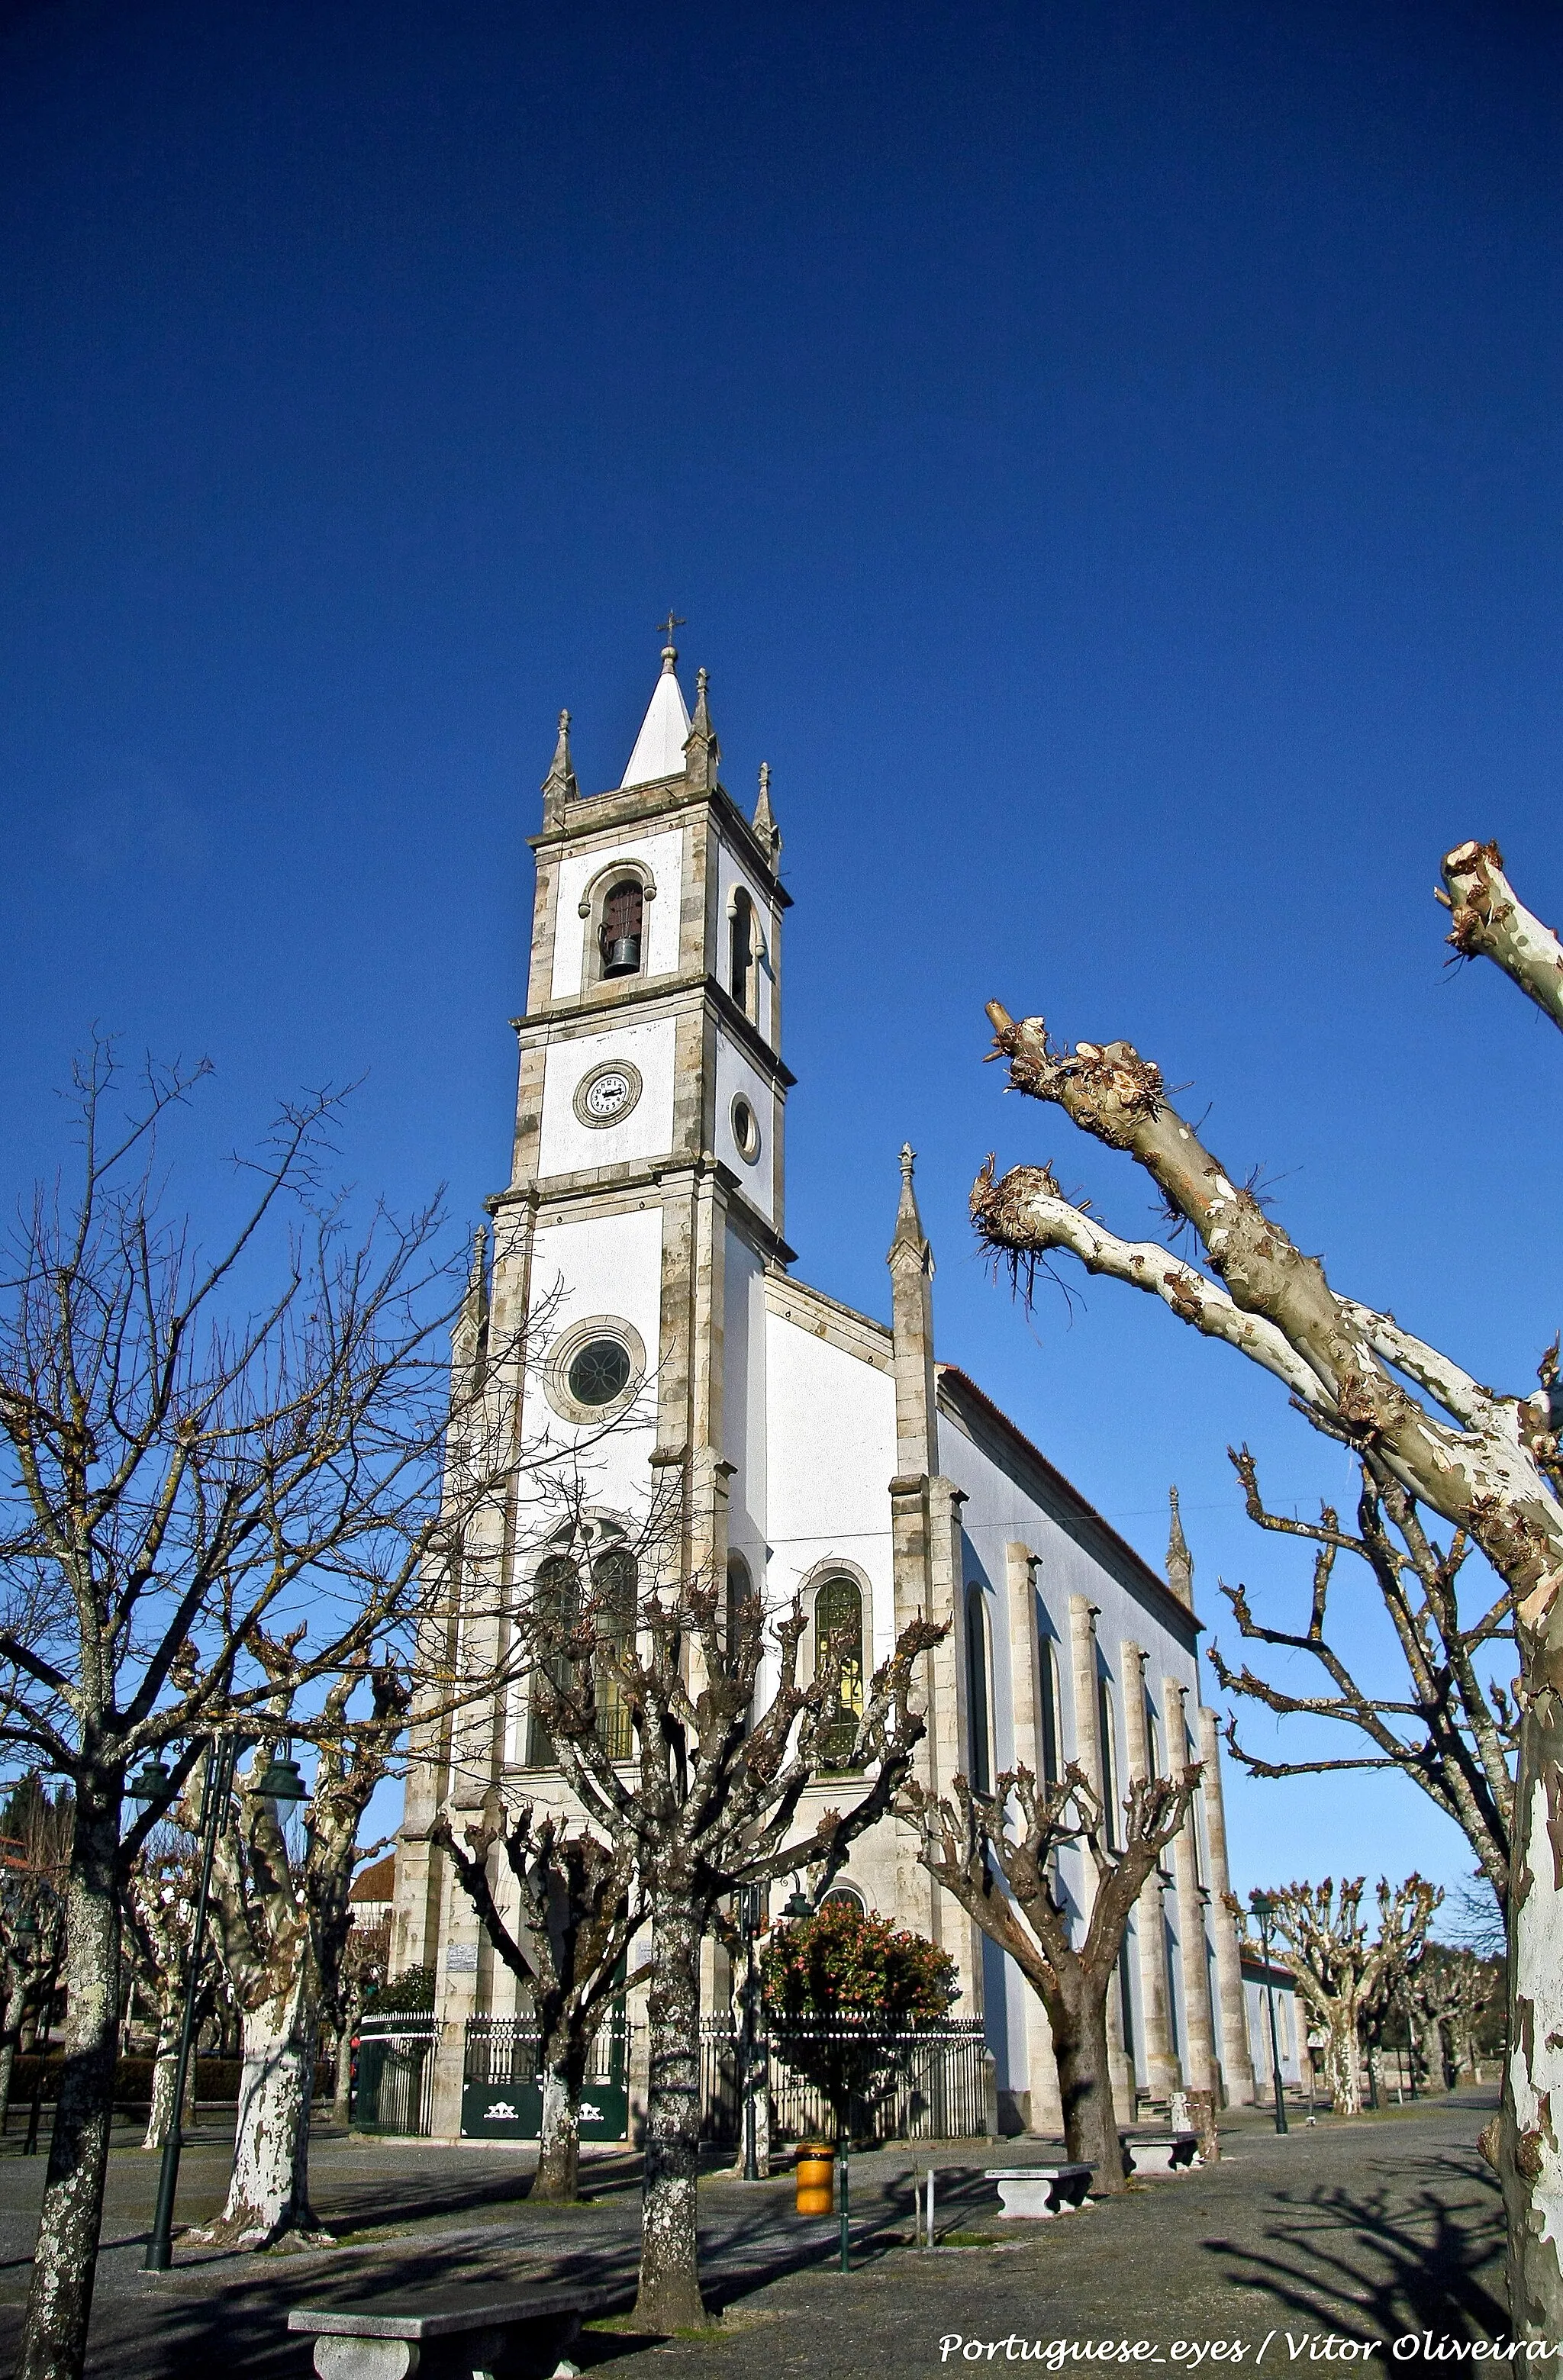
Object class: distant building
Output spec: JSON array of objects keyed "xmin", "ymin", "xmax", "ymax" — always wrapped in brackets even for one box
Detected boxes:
[
  {"xmin": 1240, "ymin": 1950, "xmax": 1306, "ymax": 2096},
  {"xmin": 392, "ymin": 641, "xmax": 1258, "ymax": 2138},
  {"xmin": 349, "ymin": 1854, "xmax": 395, "ymax": 1934}
]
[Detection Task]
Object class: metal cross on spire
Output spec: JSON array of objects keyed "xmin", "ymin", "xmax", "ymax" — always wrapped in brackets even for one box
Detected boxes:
[{"xmin": 656, "ymin": 610, "xmax": 686, "ymax": 652}]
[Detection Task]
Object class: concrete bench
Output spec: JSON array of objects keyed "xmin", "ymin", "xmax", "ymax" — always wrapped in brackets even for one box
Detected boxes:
[
  {"xmin": 1123, "ymin": 2132, "xmax": 1200, "ymax": 2178},
  {"xmin": 288, "ymin": 2281, "xmax": 618, "ymax": 2380},
  {"xmin": 985, "ymin": 2163, "xmax": 1094, "ymax": 2217}
]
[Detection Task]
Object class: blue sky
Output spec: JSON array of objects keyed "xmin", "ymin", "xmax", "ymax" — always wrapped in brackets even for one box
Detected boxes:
[{"xmin": 2, "ymin": 0, "xmax": 1560, "ymax": 1911}]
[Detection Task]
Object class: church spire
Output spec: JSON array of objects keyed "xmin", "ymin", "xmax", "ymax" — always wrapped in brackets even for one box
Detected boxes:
[
  {"xmin": 1166, "ymin": 1485, "xmax": 1194, "ymax": 1610},
  {"xmin": 752, "ymin": 762, "xmax": 782, "ymax": 868},
  {"xmin": 540, "ymin": 707, "xmax": 578, "ymax": 827},
  {"xmin": 888, "ymin": 1145, "xmax": 937, "ymax": 1478},
  {"xmin": 620, "ymin": 634, "xmax": 692, "ymax": 788},
  {"xmin": 684, "ymin": 664, "xmax": 719, "ymax": 794}
]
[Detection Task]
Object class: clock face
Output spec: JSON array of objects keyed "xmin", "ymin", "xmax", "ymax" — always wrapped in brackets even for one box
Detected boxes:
[
  {"xmin": 574, "ymin": 1060, "xmax": 642, "ymax": 1128},
  {"xmin": 585, "ymin": 1069, "xmax": 632, "ymax": 1119}
]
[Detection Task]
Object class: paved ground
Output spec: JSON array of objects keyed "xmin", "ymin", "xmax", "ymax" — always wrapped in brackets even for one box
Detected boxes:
[{"xmin": 0, "ymin": 2092, "xmax": 1508, "ymax": 2378}]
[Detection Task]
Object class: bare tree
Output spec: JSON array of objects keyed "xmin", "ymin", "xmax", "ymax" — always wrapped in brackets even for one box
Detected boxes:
[
  {"xmin": 1211, "ymin": 1444, "xmax": 1513, "ymax": 1908},
  {"xmin": 970, "ymin": 836, "xmax": 1563, "ymax": 2331},
  {"xmin": 0, "ymin": 1048, "xmax": 520, "ymax": 2380},
  {"xmin": 429, "ymin": 1800, "xmax": 643, "ymax": 2203},
  {"xmin": 1239, "ymin": 1876, "xmax": 1439, "ymax": 2116},
  {"xmin": 528, "ymin": 1551, "xmax": 941, "ymax": 2330},
  {"xmin": 1412, "ymin": 1944, "xmax": 1496, "ymax": 2088},
  {"xmin": 121, "ymin": 1831, "xmax": 225, "ymax": 2150},
  {"xmin": 0, "ymin": 1779, "xmax": 72, "ymax": 2135},
  {"xmin": 327, "ymin": 1907, "xmax": 388, "ymax": 2118},
  {"xmin": 897, "ymin": 1760, "xmax": 1198, "ymax": 2188},
  {"xmin": 192, "ymin": 1650, "xmax": 409, "ymax": 2248}
]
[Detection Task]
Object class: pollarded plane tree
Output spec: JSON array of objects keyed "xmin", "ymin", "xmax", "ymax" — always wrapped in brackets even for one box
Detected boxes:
[
  {"xmin": 1210, "ymin": 1443, "xmax": 1514, "ymax": 1912},
  {"xmin": 526, "ymin": 1546, "xmax": 943, "ymax": 2332},
  {"xmin": 896, "ymin": 1757, "xmax": 1199, "ymax": 2189},
  {"xmin": 1411, "ymin": 1943, "xmax": 1497, "ymax": 2089},
  {"xmin": 1237, "ymin": 1875, "xmax": 1439, "ymax": 2117},
  {"xmin": 0, "ymin": 1048, "xmax": 533, "ymax": 2380},
  {"xmin": 428, "ymin": 1799, "xmax": 643, "ymax": 2205},
  {"xmin": 121, "ymin": 1830, "xmax": 227, "ymax": 2152},
  {"xmin": 970, "ymin": 838, "xmax": 1563, "ymax": 2333},
  {"xmin": 0, "ymin": 1777, "xmax": 73, "ymax": 2135},
  {"xmin": 191, "ymin": 1642, "xmax": 409, "ymax": 2250}
]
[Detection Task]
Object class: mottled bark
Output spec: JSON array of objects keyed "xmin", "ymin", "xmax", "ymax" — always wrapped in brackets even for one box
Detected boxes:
[
  {"xmin": 16, "ymin": 1797, "xmax": 120, "ymax": 2380},
  {"xmin": 636, "ymin": 1892, "xmax": 704, "ymax": 2330},
  {"xmin": 215, "ymin": 1982, "xmax": 321, "ymax": 2246},
  {"xmin": 535, "ymin": 2060, "xmax": 583, "ymax": 2204},
  {"xmin": 0, "ymin": 1973, "xmax": 28, "ymax": 2133},
  {"xmin": 1505, "ymin": 1686, "xmax": 1563, "ymax": 2332},
  {"xmin": 143, "ymin": 2015, "xmax": 180, "ymax": 2153}
]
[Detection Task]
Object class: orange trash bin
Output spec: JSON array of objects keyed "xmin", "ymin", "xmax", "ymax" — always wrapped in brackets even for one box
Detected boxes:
[{"xmin": 794, "ymin": 2142, "xmax": 835, "ymax": 2216}]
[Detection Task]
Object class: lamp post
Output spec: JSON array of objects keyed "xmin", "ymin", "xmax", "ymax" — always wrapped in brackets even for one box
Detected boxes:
[
  {"xmin": 134, "ymin": 1734, "xmax": 307, "ymax": 2271},
  {"xmin": 1249, "ymin": 1892, "xmax": 1289, "ymax": 2136}
]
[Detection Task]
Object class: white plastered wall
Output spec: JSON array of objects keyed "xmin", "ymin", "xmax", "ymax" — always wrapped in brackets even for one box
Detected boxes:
[
  {"xmin": 714, "ymin": 1035, "xmax": 778, "ymax": 1225},
  {"xmin": 507, "ymin": 1205, "xmax": 665, "ymax": 1767},
  {"xmin": 721, "ymin": 1228, "xmax": 769, "ymax": 1586},
  {"xmin": 549, "ymin": 827, "xmax": 684, "ymax": 1000},
  {"xmin": 537, "ymin": 1014, "xmax": 678, "ymax": 1179},
  {"xmin": 937, "ymin": 1398, "xmax": 1204, "ymax": 2101}
]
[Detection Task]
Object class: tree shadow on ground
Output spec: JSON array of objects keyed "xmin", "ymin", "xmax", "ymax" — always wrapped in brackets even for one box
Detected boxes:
[{"xmin": 1202, "ymin": 2149, "xmax": 1506, "ymax": 2370}]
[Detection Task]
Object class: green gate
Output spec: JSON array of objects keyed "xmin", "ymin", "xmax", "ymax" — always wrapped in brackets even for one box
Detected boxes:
[{"xmin": 460, "ymin": 2014, "xmax": 630, "ymax": 2142}]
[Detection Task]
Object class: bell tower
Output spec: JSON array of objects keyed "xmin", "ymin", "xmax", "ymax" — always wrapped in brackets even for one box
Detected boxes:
[{"xmin": 491, "ymin": 633, "xmax": 793, "ymax": 1605}]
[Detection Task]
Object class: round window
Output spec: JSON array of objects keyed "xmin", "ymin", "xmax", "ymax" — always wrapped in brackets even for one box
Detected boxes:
[
  {"xmin": 730, "ymin": 1095, "xmax": 761, "ymax": 1164},
  {"xmin": 566, "ymin": 1337, "xmax": 632, "ymax": 1408}
]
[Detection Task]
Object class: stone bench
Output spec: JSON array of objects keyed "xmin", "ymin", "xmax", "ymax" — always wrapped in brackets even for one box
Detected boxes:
[
  {"xmin": 1123, "ymin": 2132, "xmax": 1200, "ymax": 2178},
  {"xmin": 288, "ymin": 2281, "xmax": 619, "ymax": 2380},
  {"xmin": 985, "ymin": 2163, "xmax": 1094, "ymax": 2217}
]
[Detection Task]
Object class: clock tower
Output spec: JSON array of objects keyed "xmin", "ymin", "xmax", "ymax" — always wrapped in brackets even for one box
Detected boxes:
[{"xmin": 488, "ymin": 634, "xmax": 791, "ymax": 1621}]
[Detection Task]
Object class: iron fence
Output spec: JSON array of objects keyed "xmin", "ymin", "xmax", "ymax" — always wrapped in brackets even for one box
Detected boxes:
[
  {"xmin": 353, "ymin": 2014, "xmax": 440, "ymax": 2137},
  {"xmin": 700, "ymin": 2015, "xmax": 992, "ymax": 2145}
]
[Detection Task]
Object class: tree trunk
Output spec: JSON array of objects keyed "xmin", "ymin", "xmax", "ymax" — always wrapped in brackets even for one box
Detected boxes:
[
  {"xmin": 0, "ymin": 1971, "xmax": 28, "ymax": 2134},
  {"xmin": 198, "ymin": 1976, "xmax": 327, "ymax": 2248},
  {"xmin": 1320, "ymin": 2010, "xmax": 1359, "ymax": 2114},
  {"xmin": 634, "ymin": 1893, "xmax": 709, "ymax": 2331},
  {"xmin": 142, "ymin": 2018, "xmax": 179, "ymax": 2153},
  {"xmin": 1503, "ymin": 1683, "xmax": 1563, "ymax": 2337},
  {"xmin": 532, "ymin": 2056, "xmax": 583, "ymax": 2203},
  {"xmin": 18, "ymin": 1795, "xmax": 121, "ymax": 2380},
  {"xmin": 1050, "ymin": 1967, "xmax": 1126, "ymax": 2195},
  {"xmin": 333, "ymin": 2028, "xmax": 352, "ymax": 2119}
]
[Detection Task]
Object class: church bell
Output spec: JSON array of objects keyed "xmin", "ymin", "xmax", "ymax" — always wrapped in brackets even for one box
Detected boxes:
[{"xmin": 602, "ymin": 934, "xmax": 641, "ymax": 976}]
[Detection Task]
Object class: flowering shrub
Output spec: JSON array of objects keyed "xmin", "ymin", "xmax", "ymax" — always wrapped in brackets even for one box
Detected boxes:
[
  {"xmin": 762, "ymin": 1899, "xmax": 957, "ymax": 2022},
  {"xmin": 762, "ymin": 1900, "xmax": 957, "ymax": 2139}
]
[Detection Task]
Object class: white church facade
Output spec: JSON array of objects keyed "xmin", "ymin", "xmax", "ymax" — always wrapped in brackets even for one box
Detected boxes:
[{"xmin": 391, "ymin": 639, "xmax": 1257, "ymax": 2138}]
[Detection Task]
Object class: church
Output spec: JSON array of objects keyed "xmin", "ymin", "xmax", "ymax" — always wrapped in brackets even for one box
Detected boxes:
[{"xmin": 389, "ymin": 637, "xmax": 1258, "ymax": 2140}]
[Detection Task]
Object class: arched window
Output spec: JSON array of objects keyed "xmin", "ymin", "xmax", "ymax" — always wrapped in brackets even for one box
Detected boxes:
[
  {"xmin": 591, "ymin": 1547, "xmax": 636, "ymax": 1760},
  {"xmin": 599, "ymin": 879, "xmax": 644, "ymax": 979},
  {"xmin": 814, "ymin": 1576, "xmax": 865, "ymax": 1770},
  {"xmin": 965, "ymin": 1589, "xmax": 991, "ymax": 1794},
  {"xmin": 726, "ymin": 1554, "xmax": 753, "ymax": 1654},
  {"xmin": 526, "ymin": 1554, "xmax": 582, "ymax": 1768},
  {"xmin": 823, "ymin": 1884, "xmax": 865, "ymax": 1913},
  {"xmin": 1098, "ymin": 1677, "xmax": 1120, "ymax": 1850},
  {"xmin": 1038, "ymin": 1630, "xmax": 1063, "ymax": 1786},
  {"xmin": 730, "ymin": 888, "xmax": 756, "ymax": 1017}
]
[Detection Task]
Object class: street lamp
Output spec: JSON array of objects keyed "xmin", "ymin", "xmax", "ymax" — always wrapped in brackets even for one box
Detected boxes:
[
  {"xmin": 1249, "ymin": 1892, "xmax": 1289, "ymax": 2136},
  {"xmin": 782, "ymin": 1886, "xmax": 813, "ymax": 1921},
  {"xmin": 134, "ymin": 1733, "xmax": 300, "ymax": 2270}
]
